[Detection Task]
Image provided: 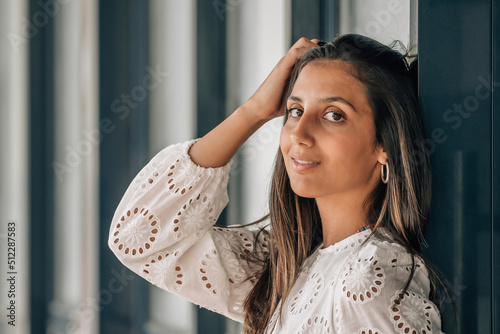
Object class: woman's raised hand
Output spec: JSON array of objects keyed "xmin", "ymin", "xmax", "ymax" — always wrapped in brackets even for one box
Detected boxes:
[{"xmin": 244, "ymin": 37, "xmax": 321, "ymax": 122}]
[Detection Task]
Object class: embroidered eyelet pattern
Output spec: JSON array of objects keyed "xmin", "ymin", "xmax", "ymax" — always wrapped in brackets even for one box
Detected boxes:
[
  {"xmin": 389, "ymin": 251, "xmax": 422, "ymax": 273},
  {"xmin": 340, "ymin": 255, "xmax": 385, "ymax": 304},
  {"xmin": 213, "ymin": 226, "xmax": 265, "ymax": 259},
  {"xmin": 133, "ymin": 159, "xmax": 164, "ymax": 192},
  {"xmin": 212, "ymin": 229, "xmax": 253, "ymax": 284},
  {"xmin": 198, "ymin": 248, "xmax": 230, "ymax": 297},
  {"xmin": 334, "ymin": 301, "xmax": 341, "ymax": 332},
  {"xmin": 165, "ymin": 157, "xmax": 203, "ymax": 196},
  {"xmin": 210, "ymin": 229, "xmax": 259, "ymax": 314},
  {"xmin": 141, "ymin": 250, "xmax": 184, "ymax": 291},
  {"xmin": 319, "ymin": 233, "xmax": 367, "ymax": 256},
  {"xmin": 390, "ymin": 291, "xmax": 434, "ymax": 334},
  {"xmin": 289, "ymin": 272, "xmax": 325, "ymax": 315},
  {"xmin": 111, "ymin": 206, "xmax": 160, "ymax": 257},
  {"xmin": 297, "ymin": 315, "xmax": 332, "ymax": 334},
  {"xmin": 356, "ymin": 329, "xmax": 383, "ymax": 334},
  {"xmin": 172, "ymin": 194, "xmax": 217, "ymax": 241}
]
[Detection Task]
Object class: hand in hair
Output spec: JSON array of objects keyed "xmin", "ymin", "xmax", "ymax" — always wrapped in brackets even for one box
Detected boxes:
[{"xmin": 245, "ymin": 37, "xmax": 321, "ymax": 122}]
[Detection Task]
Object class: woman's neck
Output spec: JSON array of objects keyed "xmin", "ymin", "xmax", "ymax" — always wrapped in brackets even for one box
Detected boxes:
[{"xmin": 316, "ymin": 192, "xmax": 369, "ymax": 248}]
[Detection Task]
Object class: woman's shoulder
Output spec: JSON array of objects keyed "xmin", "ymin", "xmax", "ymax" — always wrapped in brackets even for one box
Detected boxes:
[
  {"xmin": 351, "ymin": 228, "xmax": 432, "ymax": 296},
  {"xmin": 332, "ymin": 229, "xmax": 443, "ymax": 333},
  {"xmin": 357, "ymin": 229, "xmax": 425, "ymax": 268}
]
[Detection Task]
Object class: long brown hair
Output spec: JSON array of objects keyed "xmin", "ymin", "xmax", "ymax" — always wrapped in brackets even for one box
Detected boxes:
[{"xmin": 242, "ymin": 34, "xmax": 434, "ymax": 333}]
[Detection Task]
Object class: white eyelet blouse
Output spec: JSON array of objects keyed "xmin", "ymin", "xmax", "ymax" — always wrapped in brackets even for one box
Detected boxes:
[{"xmin": 108, "ymin": 139, "xmax": 444, "ymax": 333}]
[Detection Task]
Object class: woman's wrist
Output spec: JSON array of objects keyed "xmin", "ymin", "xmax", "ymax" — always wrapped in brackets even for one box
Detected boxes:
[{"xmin": 235, "ymin": 102, "xmax": 270, "ymax": 132}]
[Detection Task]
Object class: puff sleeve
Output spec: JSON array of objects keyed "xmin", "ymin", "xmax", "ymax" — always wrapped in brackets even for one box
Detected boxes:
[{"xmin": 108, "ymin": 139, "xmax": 268, "ymax": 323}]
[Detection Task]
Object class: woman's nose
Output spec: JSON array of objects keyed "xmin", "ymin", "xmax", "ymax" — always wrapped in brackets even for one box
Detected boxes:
[{"xmin": 290, "ymin": 115, "xmax": 315, "ymax": 147}]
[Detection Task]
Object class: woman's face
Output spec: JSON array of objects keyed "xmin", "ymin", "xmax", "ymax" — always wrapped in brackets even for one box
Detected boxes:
[{"xmin": 280, "ymin": 60, "xmax": 384, "ymax": 201}]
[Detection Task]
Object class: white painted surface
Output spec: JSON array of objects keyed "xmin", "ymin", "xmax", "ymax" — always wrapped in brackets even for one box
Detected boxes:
[
  {"xmin": 147, "ymin": 1, "xmax": 197, "ymax": 333},
  {"xmin": 0, "ymin": 1, "xmax": 29, "ymax": 333}
]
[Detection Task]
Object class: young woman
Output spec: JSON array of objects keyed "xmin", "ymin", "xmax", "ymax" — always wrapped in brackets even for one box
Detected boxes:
[{"xmin": 109, "ymin": 34, "xmax": 444, "ymax": 333}]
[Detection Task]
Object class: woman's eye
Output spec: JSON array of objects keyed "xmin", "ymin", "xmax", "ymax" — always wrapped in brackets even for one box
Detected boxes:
[
  {"xmin": 288, "ymin": 108, "xmax": 303, "ymax": 118},
  {"xmin": 324, "ymin": 111, "xmax": 345, "ymax": 122},
  {"xmin": 287, "ymin": 108, "xmax": 344, "ymax": 122}
]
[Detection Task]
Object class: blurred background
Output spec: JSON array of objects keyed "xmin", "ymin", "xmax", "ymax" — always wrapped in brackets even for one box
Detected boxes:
[{"xmin": 0, "ymin": 0, "xmax": 498, "ymax": 333}]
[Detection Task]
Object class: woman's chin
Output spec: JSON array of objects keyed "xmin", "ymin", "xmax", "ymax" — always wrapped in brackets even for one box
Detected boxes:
[{"xmin": 290, "ymin": 187, "xmax": 317, "ymax": 199}]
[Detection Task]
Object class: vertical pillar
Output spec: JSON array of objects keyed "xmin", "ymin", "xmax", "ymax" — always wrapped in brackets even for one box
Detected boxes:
[
  {"xmin": 49, "ymin": 0, "xmax": 99, "ymax": 333},
  {"xmin": 146, "ymin": 1, "xmax": 197, "ymax": 333},
  {"xmin": 0, "ymin": 1, "xmax": 30, "ymax": 333}
]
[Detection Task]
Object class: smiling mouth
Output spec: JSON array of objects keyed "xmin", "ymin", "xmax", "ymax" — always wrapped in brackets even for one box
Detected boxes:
[
  {"xmin": 292, "ymin": 158, "xmax": 319, "ymax": 165},
  {"xmin": 291, "ymin": 157, "xmax": 320, "ymax": 171}
]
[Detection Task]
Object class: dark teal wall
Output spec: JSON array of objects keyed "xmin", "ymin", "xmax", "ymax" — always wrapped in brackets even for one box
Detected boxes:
[
  {"xmin": 419, "ymin": 1, "xmax": 497, "ymax": 332},
  {"xmin": 99, "ymin": 1, "xmax": 150, "ymax": 333}
]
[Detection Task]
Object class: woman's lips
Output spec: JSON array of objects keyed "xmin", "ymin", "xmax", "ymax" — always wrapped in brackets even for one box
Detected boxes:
[{"xmin": 291, "ymin": 157, "xmax": 320, "ymax": 171}]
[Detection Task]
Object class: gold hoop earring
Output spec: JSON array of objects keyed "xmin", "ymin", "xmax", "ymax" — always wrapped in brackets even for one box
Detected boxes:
[{"xmin": 381, "ymin": 161, "xmax": 390, "ymax": 184}]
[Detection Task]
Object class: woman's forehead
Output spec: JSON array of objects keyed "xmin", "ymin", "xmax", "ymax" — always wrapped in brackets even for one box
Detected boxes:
[
  {"xmin": 290, "ymin": 61, "xmax": 370, "ymax": 111},
  {"xmin": 299, "ymin": 60, "xmax": 359, "ymax": 84}
]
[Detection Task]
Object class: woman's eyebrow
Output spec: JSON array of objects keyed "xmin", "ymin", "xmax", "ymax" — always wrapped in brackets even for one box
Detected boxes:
[
  {"xmin": 319, "ymin": 97, "xmax": 357, "ymax": 113},
  {"xmin": 288, "ymin": 96, "xmax": 302, "ymax": 103},
  {"xmin": 287, "ymin": 95, "xmax": 357, "ymax": 113}
]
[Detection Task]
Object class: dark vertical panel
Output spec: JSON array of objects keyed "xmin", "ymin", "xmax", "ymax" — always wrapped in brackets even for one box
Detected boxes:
[
  {"xmin": 321, "ymin": 0, "xmax": 339, "ymax": 42},
  {"xmin": 129, "ymin": 0, "xmax": 150, "ymax": 174},
  {"xmin": 291, "ymin": 0, "xmax": 338, "ymax": 45},
  {"xmin": 196, "ymin": 0, "xmax": 227, "ymax": 332},
  {"xmin": 129, "ymin": 1, "xmax": 150, "ymax": 332},
  {"xmin": 99, "ymin": 0, "xmax": 149, "ymax": 333},
  {"xmin": 29, "ymin": 0, "xmax": 55, "ymax": 332},
  {"xmin": 492, "ymin": 0, "xmax": 500, "ymax": 331},
  {"xmin": 196, "ymin": 0, "xmax": 227, "ymax": 138},
  {"xmin": 291, "ymin": 0, "xmax": 321, "ymax": 43},
  {"xmin": 419, "ymin": 1, "xmax": 492, "ymax": 333}
]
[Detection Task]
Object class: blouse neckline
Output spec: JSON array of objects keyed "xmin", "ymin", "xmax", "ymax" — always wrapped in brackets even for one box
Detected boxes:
[{"xmin": 317, "ymin": 228, "xmax": 371, "ymax": 256}]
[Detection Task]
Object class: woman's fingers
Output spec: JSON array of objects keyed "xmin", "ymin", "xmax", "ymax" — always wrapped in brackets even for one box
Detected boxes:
[
  {"xmin": 288, "ymin": 37, "xmax": 324, "ymax": 62},
  {"xmin": 293, "ymin": 37, "xmax": 320, "ymax": 48},
  {"xmin": 281, "ymin": 37, "xmax": 319, "ymax": 69}
]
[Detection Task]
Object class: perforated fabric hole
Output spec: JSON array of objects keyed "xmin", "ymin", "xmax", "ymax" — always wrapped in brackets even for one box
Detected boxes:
[
  {"xmin": 297, "ymin": 314, "xmax": 332, "ymax": 334},
  {"xmin": 133, "ymin": 159, "xmax": 165, "ymax": 192},
  {"xmin": 357, "ymin": 329, "xmax": 383, "ymax": 334}
]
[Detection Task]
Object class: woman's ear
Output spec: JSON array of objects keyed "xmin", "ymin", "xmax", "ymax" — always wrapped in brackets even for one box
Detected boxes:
[{"xmin": 376, "ymin": 145, "xmax": 388, "ymax": 165}]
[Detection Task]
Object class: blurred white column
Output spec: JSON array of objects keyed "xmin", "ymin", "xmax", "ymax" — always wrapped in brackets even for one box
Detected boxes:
[
  {"xmin": 0, "ymin": 1, "xmax": 30, "ymax": 333},
  {"xmin": 149, "ymin": 0, "xmax": 197, "ymax": 154},
  {"xmin": 49, "ymin": 0, "xmax": 99, "ymax": 333},
  {"xmin": 225, "ymin": 1, "xmax": 290, "ymax": 332},
  {"xmin": 226, "ymin": 0, "xmax": 289, "ymax": 227},
  {"xmin": 339, "ymin": 0, "xmax": 410, "ymax": 46},
  {"xmin": 146, "ymin": 1, "xmax": 197, "ymax": 334}
]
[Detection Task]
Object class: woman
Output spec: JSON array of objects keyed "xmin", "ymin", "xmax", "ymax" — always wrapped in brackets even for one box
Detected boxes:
[{"xmin": 109, "ymin": 34, "xmax": 443, "ymax": 333}]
